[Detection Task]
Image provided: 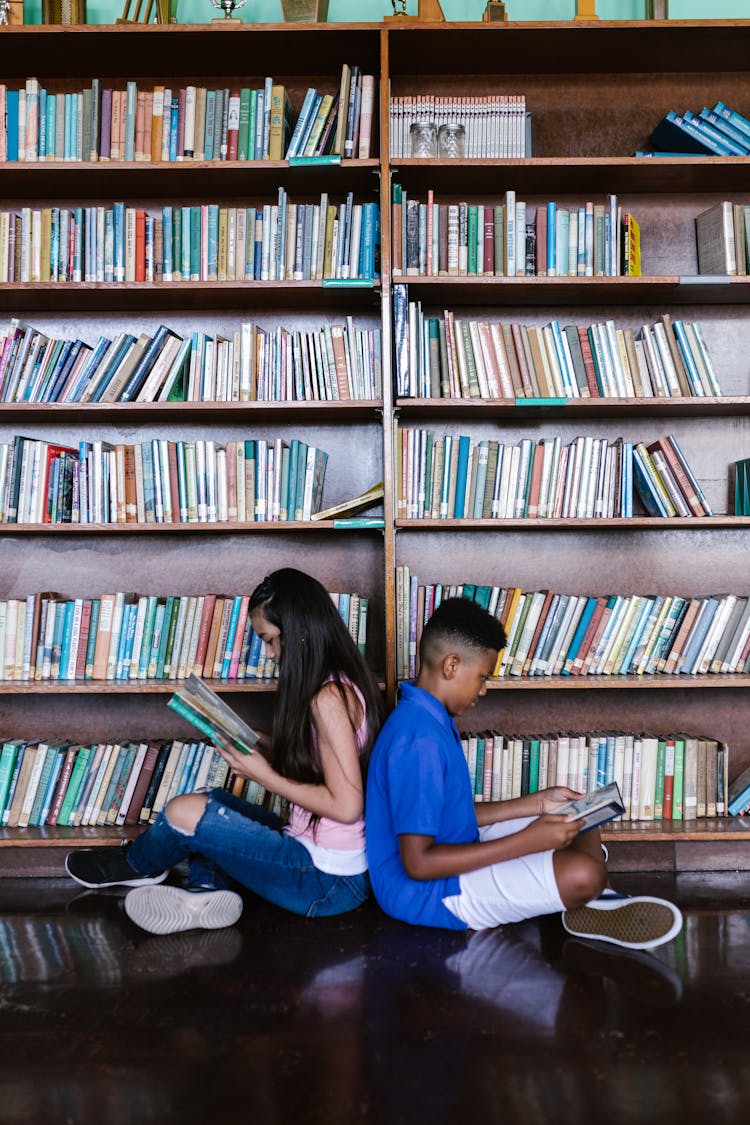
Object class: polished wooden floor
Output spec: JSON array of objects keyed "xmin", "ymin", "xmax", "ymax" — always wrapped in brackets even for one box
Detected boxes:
[{"xmin": 0, "ymin": 873, "xmax": 749, "ymax": 1125}]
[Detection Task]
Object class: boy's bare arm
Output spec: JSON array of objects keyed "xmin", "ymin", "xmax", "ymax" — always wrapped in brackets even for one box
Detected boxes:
[
  {"xmin": 475, "ymin": 787, "xmax": 583, "ymax": 828},
  {"xmin": 399, "ymin": 815, "xmax": 581, "ymax": 881}
]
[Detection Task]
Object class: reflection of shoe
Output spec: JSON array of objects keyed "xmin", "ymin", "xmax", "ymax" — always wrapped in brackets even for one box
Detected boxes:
[
  {"xmin": 124, "ymin": 928, "xmax": 244, "ymax": 977},
  {"xmin": 563, "ymin": 938, "xmax": 683, "ymax": 1005},
  {"xmin": 124, "ymin": 886, "xmax": 243, "ymax": 935},
  {"xmin": 65, "ymin": 844, "xmax": 168, "ymax": 890},
  {"xmin": 562, "ymin": 894, "xmax": 683, "ymax": 950}
]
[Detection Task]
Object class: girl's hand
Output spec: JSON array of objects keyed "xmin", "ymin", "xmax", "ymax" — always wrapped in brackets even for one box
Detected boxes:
[
  {"xmin": 519, "ymin": 812, "xmax": 582, "ymax": 853},
  {"xmin": 537, "ymin": 786, "xmax": 584, "ymax": 814},
  {"xmin": 214, "ymin": 737, "xmax": 277, "ymax": 790}
]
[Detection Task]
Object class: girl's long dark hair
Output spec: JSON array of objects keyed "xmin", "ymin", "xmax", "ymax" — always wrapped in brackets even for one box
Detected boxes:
[{"xmin": 249, "ymin": 568, "xmax": 383, "ymax": 788}]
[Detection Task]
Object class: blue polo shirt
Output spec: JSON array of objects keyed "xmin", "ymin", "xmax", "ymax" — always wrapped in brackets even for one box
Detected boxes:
[{"xmin": 365, "ymin": 682, "xmax": 479, "ymax": 930}]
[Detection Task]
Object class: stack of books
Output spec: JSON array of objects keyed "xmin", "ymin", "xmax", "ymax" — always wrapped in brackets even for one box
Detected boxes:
[
  {"xmin": 396, "ymin": 570, "xmax": 750, "ymax": 682},
  {"xmin": 0, "ymin": 192, "xmax": 380, "ymax": 284},
  {"xmin": 0, "ymin": 736, "xmax": 270, "ymax": 830},
  {"xmin": 0, "ymin": 318, "xmax": 382, "ymax": 404},
  {"xmin": 394, "ymin": 292, "xmax": 720, "ymax": 399},
  {"xmin": 0, "ymin": 435, "xmax": 330, "ymax": 525},
  {"xmin": 0, "ymin": 67, "xmax": 376, "ymax": 164},
  {"xmin": 647, "ymin": 102, "xmax": 750, "ymax": 157},
  {"xmin": 695, "ymin": 200, "xmax": 750, "ymax": 276},
  {"xmin": 0, "ymin": 589, "xmax": 368, "ymax": 683},
  {"xmin": 389, "ymin": 93, "xmax": 529, "ymax": 158},
  {"xmin": 395, "ymin": 429, "xmax": 710, "ymax": 520},
  {"xmin": 392, "ymin": 189, "xmax": 640, "ymax": 278},
  {"xmin": 459, "ymin": 729, "xmax": 728, "ymax": 820}
]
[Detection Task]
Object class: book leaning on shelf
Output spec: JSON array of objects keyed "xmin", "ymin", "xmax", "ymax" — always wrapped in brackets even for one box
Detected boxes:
[
  {"xmin": 457, "ymin": 730, "xmax": 729, "ymax": 821},
  {"xmin": 0, "ymin": 193, "xmax": 380, "ymax": 285},
  {"xmin": 0, "ymin": 588, "xmax": 368, "ymax": 683},
  {"xmin": 391, "ymin": 189, "xmax": 638, "ymax": 278},
  {"xmin": 392, "ymin": 290, "xmax": 720, "ymax": 400},
  {"xmin": 395, "ymin": 429, "xmax": 710, "ymax": 520},
  {"xmin": 647, "ymin": 102, "xmax": 750, "ymax": 158},
  {"xmin": 395, "ymin": 569, "xmax": 750, "ymax": 683},
  {"xmin": 0, "ymin": 434, "xmax": 331, "ymax": 525},
  {"xmin": 0, "ymin": 318, "xmax": 382, "ymax": 404},
  {"xmin": 0, "ymin": 67, "xmax": 376, "ymax": 165},
  {"xmin": 0, "ymin": 736, "xmax": 278, "ymax": 830}
]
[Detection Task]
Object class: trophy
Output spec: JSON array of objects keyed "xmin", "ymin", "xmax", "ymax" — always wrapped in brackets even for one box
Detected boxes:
[
  {"xmin": 385, "ymin": 0, "xmax": 446, "ymax": 21},
  {"xmin": 209, "ymin": 0, "xmax": 247, "ymax": 20}
]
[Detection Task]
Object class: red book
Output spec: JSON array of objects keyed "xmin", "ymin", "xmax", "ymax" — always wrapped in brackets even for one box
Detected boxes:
[
  {"xmin": 576, "ymin": 326, "xmax": 601, "ymax": 397},
  {"xmin": 135, "ymin": 210, "xmax": 146, "ymax": 282},
  {"xmin": 525, "ymin": 443, "xmax": 545, "ymax": 518},
  {"xmin": 226, "ymin": 88, "xmax": 241, "ymax": 162},
  {"xmin": 578, "ymin": 600, "xmax": 614, "ymax": 675},
  {"xmin": 193, "ymin": 593, "xmax": 217, "ymax": 675},
  {"xmin": 663, "ymin": 738, "xmax": 675, "ymax": 819},
  {"xmin": 124, "ymin": 743, "xmax": 161, "ymax": 825},
  {"xmin": 568, "ymin": 597, "xmax": 607, "ymax": 675},
  {"xmin": 74, "ymin": 600, "xmax": 92, "ymax": 680},
  {"xmin": 483, "ymin": 206, "xmax": 494, "ymax": 275}
]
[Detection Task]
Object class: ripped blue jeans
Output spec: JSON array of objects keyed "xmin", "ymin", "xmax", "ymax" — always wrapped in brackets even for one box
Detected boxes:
[{"xmin": 126, "ymin": 787, "xmax": 370, "ymax": 919}]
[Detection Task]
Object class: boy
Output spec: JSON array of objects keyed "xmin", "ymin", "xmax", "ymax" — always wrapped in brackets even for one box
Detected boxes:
[{"xmin": 366, "ymin": 597, "xmax": 682, "ymax": 949}]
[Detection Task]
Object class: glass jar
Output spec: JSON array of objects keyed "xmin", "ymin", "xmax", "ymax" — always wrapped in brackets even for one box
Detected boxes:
[
  {"xmin": 410, "ymin": 119, "xmax": 437, "ymax": 158},
  {"xmin": 437, "ymin": 122, "xmax": 466, "ymax": 160}
]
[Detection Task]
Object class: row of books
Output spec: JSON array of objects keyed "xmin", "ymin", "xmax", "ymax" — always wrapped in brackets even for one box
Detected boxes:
[
  {"xmin": 649, "ymin": 102, "xmax": 750, "ymax": 158},
  {"xmin": 458, "ymin": 729, "xmax": 728, "ymax": 821},
  {"xmin": 0, "ymin": 318, "xmax": 381, "ymax": 405},
  {"xmin": 394, "ymin": 430, "xmax": 710, "ymax": 521},
  {"xmin": 0, "ymin": 67, "xmax": 375, "ymax": 164},
  {"xmin": 393, "ymin": 291, "xmax": 721, "ymax": 400},
  {"xmin": 695, "ymin": 200, "xmax": 750, "ymax": 277},
  {"xmin": 391, "ymin": 189, "xmax": 640, "ymax": 279},
  {"xmin": 0, "ymin": 435, "xmax": 330, "ymax": 526},
  {"xmin": 0, "ymin": 588, "xmax": 368, "ymax": 683},
  {"xmin": 388, "ymin": 94, "xmax": 529, "ymax": 159},
  {"xmin": 395, "ymin": 571, "xmax": 750, "ymax": 682},
  {"xmin": 0, "ymin": 193, "xmax": 380, "ymax": 285},
  {"xmin": 0, "ymin": 736, "xmax": 271, "ymax": 830}
]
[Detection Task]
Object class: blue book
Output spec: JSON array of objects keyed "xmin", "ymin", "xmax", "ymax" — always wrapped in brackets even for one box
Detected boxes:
[
  {"xmin": 619, "ymin": 597, "xmax": 656, "ymax": 675},
  {"xmin": 650, "ymin": 109, "xmax": 731, "ymax": 155},
  {"xmin": 169, "ymin": 97, "xmax": 179, "ymax": 162},
  {"xmin": 546, "ymin": 201, "xmax": 557, "ymax": 275},
  {"xmin": 67, "ymin": 336, "xmax": 112, "ymax": 404},
  {"xmin": 39, "ymin": 746, "xmax": 67, "ymax": 825},
  {"xmin": 632, "ymin": 445, "xmax": 671, "ymax": 517},
  {"xmin": 337, "ymin": 593, "xmax": 351, "ymax": 633},
  {"xmin": 679, "ymin": 597, "xmax": 720, "ymax": 674},
  {"xmin": 562, "ymin": 596, "xmax": 598, "ymax": 674},
  {"xmin": 246, "ymin": 630, "xmax": 264, "ymax": 678},
  {"xmin": 698, "ymin": 108, "xmax": 750, "ymax": 154},
  {"xmin": 712, "ymin": 101, "xmax": 750, "ymax": 141},
  {"xmin": 113, "ymin": 201, "xmax": 125, "ymax": 282},
  {"xmin": 180, "ymin": 207, "xmax": 191, "ymax": 280},
  {"xmin": 58, "ymin": 600, "xmax": 76, "ymax": 680},
  {"xmin": 119, "ymin": 325, "xmax": 176, "ymax": 403},
  {"xmin": 38, "ymin": 89, "xmax": 47, "ymax": 158},
  {"xmin": 182, "ymin": 742, "xmax": 205, "ymax": 795},
  {"xmin": 453, "ymin": 435, "xmax": 471, "ymax": 518},
  {"xmin": 6, "ymin": 90, "xmax": 19, "ymax": 161},
  {"xmin": 286, "ymin": 87, "xmax": 318, "ymax": 158},
  {"xmin": 82, "ymin": 333, "xmax": 135, "ymax": 404},
  {"xmin": 173, "ymin": 742, "xmax": 197, "ymax": 796},
  {"xmin": 2, "ymin": 745, "xmax": 27, "ymax": 825},
  {"xmin": 683, "ymin": 109, "xmax": 744, "ymax": 155},
  {"xmin": 220, "ymin": 596, "xmax": 242, "ymax": 678}
]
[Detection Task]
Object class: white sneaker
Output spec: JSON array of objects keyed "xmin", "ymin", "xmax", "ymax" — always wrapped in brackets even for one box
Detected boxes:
[
  {"xmin": 124, "ymin": 885, "xmax": 243, "ymax": 935},
  {"xmin": 562, "ymin": 893, "xmax": 683, "ymax": 951}
]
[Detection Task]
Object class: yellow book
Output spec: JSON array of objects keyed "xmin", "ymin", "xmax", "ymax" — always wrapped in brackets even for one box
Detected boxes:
[
  {"xmin": 302, "ymin": 94, "xmax": 334, "ymax": 158},
  {"xmin": 323, "ymin": 204, "xmax": 336, "ymax": 278},
  {"xmin": 40, "ymin": 209, "xmax": 52, "ymax": 283},
  {"xmin": 494, "ymin": 587, "xmax": 523, "ymax": 676},
  {"xmin": 217, "ymin": 208, "xmax": 228, "ymax": 282},
  {"xmin": 268, "ymin": 85, "xmax": 288, "ymax": 162}
]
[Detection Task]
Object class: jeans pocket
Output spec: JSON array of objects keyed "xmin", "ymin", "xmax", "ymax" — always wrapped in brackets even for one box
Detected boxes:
[{"xmin": 306, "ymin": 874, "xmax": 368, "ymax": 919}]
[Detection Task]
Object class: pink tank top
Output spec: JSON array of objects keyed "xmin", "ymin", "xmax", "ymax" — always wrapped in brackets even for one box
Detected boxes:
[{"xmin": 285, "ymin": 676, "xmax": 368, "ymax": 859}]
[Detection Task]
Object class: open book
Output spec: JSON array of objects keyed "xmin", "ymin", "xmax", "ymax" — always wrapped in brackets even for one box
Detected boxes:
[
  {"xmin": 168, "ymin": 675, "xmax": 259, "ymax": 756},
  {"xmin": 554, "ymin": 781, "xmax": 625, "ymax": 833}
]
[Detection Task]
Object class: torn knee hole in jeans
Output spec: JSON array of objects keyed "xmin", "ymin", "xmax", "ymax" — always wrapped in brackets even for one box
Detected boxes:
[{"xmin": 165, "ymin": 800, "xmax": 213, "ymax": 837}]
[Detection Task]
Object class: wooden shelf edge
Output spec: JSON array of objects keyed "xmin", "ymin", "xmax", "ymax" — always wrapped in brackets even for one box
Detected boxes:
[
  {"xmin": 0, "ymin": 678, "xmax": 386, "ymax": 694},
  {"xmin": 397, "ymin": 518, "xmax": 750, "ymax": 530},
  {"xmin": 0, "ymin": 520, "xmax": 387, "ymax": 534}
]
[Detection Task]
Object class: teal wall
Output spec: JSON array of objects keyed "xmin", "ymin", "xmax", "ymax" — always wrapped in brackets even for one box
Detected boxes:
[{"xmin": 22, "ymin": 0, "xmax": 749, "ymax": 28}]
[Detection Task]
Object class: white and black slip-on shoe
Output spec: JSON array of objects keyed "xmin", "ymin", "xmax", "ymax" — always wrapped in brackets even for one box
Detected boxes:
[
  {"xmin": 562, "ymin": 892, "xmax": 683, "ymax": 951},
  {"xmin": 65, "ymin": 844, "xmax": 169, "ymax": 890},
  {"xmin": 124, "ymin": 885, "xmax": 243, "ymax": 935}
]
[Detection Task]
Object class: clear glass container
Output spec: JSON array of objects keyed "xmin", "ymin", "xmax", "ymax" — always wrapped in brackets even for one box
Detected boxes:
[
  {"xmin": 410, "ymin": 119, "xmax": 438, "ymax": 158},
  {"xmin": 437, "ymin": 122, "xmax": 466, "ymax": 160}
]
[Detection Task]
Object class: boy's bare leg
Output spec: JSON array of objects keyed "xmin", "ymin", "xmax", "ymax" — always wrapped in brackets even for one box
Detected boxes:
[{"xmin": 553, "ymin": 827, "xmax": 609, "ymax": 909}]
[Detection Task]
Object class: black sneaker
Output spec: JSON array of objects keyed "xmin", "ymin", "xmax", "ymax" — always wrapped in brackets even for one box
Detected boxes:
[{"xmin": 65, "ymin": 843, "xmax": 169, "ymax": 890}]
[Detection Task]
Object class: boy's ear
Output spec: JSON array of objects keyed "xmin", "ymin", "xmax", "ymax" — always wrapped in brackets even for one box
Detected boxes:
[{"xmin": 440, "ymin": 651, "xmax": 461, "ymax": 680}]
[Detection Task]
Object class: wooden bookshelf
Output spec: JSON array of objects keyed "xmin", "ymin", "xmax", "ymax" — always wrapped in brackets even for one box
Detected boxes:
[{"xmin": 2, "ymin": 19, "xmax": 750, "ymax": 864}]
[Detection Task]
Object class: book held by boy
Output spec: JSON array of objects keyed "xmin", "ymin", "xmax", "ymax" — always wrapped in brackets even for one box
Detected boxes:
[{"xmin": 554, "ymin": 781, "xmax": 625, "ymax": 832}]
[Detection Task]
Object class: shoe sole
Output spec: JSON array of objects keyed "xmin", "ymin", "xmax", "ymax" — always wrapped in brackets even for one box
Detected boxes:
[
  {"xmin": 562, "ymin": 896, "xmax": 683, "ymax": 950},
  {"xmin": 64, "ymin": 853, "xmax": 169, "ymax": 890},
  {"xmin": 124, "ymin": 886, "xmax": 243, "ymax": 935}
]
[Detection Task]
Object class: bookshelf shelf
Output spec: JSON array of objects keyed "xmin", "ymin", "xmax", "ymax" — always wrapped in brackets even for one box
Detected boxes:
[
  {"xmin": 602, "ymin": 817, "xmax": 750, "ymax": 841},
  {"xmin": 478, "ymin": 674, "xmax": 750, "ymax": 691},
  {"xmin": 395, "ymin": 276, "xmax": 750, "ymax": 308},
  {"xmin": 0, "ymin": 159, "xmax": 382, "ymax": 200},
  {"xmin": 0, "ymin": 401, "xmax": 384, "ymax": 423},
  {"xmin": 0, "ymin": 281, "xmax": 381, "ymax": 314},
  {"xmin": 0, "ymin": 678, "xmax": 386, "ymax": 694},
  {"xmin": 396, "ymin": 397, "xmax": 750, "ymax": 420},
  {"xmin": 396, "ymin": 517, "xmax": 750, "ymax": 530},
  {"xmin": 391, "ymin": 157, "xmax": 750, "ymax": 196},
  {"xmin": 0, "ymin": 521, "xmax": 386, "ymax": 535}
]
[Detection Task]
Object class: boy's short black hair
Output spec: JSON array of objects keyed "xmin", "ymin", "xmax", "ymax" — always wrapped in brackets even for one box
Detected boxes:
[{"xmin": 420, "ymin": 597, "xmax": 507, "ymax": 664}]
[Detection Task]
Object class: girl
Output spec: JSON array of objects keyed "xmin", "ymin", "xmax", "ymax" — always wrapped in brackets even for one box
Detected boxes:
[{"xmin": 65, "ymin": 568, "xmax": 384, "ymax": 935}]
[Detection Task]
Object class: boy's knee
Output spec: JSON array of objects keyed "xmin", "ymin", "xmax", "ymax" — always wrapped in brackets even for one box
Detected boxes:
[
  {"xmin": 165, "ymin": 793, "xmax": 209, "ymax": 835},
  {"xmin": 555, "ymin": 853, "xmax": 607, "ymax": 909}
]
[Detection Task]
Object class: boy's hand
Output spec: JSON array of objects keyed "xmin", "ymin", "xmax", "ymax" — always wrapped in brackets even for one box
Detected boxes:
[
  {"xmin": 537, "ymin": 786, "xmax": 584, "ymax": 814},
  {"xmin": 519, "ymin": 812, "xmax": 582, "ymax": 853}
]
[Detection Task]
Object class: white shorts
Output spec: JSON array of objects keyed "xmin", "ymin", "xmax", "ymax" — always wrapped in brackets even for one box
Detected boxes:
[{"xmin": 442, "ymin": 816, "xmax": 565, "ymax": 931}]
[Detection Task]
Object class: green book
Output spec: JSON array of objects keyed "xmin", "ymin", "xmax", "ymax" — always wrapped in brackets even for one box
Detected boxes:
[
  {"xmin": 189, "ymin": 208, "xmax": 201, "ymax": 282},
  {"xmin": 237, "ymin": 87, "xmax": 251, "ymax": 161},
  {"xmin": 474, "ymin": 736, "xmax": 485, "ymax": 798},
  {"xmin": 467, "ymin": 205, "xmax": 478, "ymax": 276},
  {"xmin": 279, "ymin": 446, "xmax": 291, "ymax": 521},
  {"xmin": 28, "ymin": 745, "xmax": 57, "ymax": 826},
  {"xmin": 138, "ymin": 595, "xmax": 159, "ymax": 679},
  {"xmin": 672, "ymin": 737, "xmax": 685, "ymax": 820},
  {"xmin": 168, "ymin": 674, "xmax": 259, "ymax": 756},
  {"xmin": 84, "ymin": 598, "xmax": 101, "ymax": 679},
  {"xmin": 0, "ymin": 741, "xmax": 21, "ymax": 817},
  {"xmin": 248, "ymin": 90, "xmax": 258, "ymax": 161},
  {"xmin": 460, "ymin": 322, "xmax": 481, "ymax": 397},
  {"xmin": 124, "ymin": 80, "xmax": 137, "ymax": 162},
  {"xmin": 529, "ymin": 738, "xmax": 541, "ymax": 794},
  {"xmin": 157, "ymin": 596, "xmax": 177, "ymax": 680},
  {"xmin": 654, "ymin": 739, "xmax": 667, "ymax": 820},
  {"xmin": 58, "ymin": 745, "xmax": 93, "ymax": 827}
]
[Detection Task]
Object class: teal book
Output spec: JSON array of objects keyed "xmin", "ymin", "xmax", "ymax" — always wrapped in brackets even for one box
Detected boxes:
[
  {"xmin": 58, "ymin": 600, "xmax": 76, "ymax": 681},
  {"xmin": 58, "ymin": 745, "xmax": 93, "ymax": 826},
  {"xmin": 176, "ymin": 742, "xmax": 201, "ymax": 796},
  {"xmin": 220, "ymin": 596, "xmax": 243, "ymax": 679},
  {"xmin": 138, "ymin": 595, "xmax": 159, "ymax": 679},
  {"xmin": 654, "ymin": 739, "xmax": 667, "ymax": 819},
  {"xmin": 529, "ymin": 738, "xmax": 541, "ymax": 794},
  {"xmin": 0, "ymin": 741, "xmax": 22, "ymax": 818},
  {"xmin": 38, "ymin": 745, "xmax": 67, "ymax": 825},
  {"xmin": 237, "ymin": 88, "xmax": 251, "ymax": 160},
  {"xmin": 453, "ymin": 435, "xmax": 471, "ymax": 519},
  {"xmin": 28, "ymin": 745, "xmax": 58, "ymax": 826},
  {"xmin": 474, "ymin": 736, "xmax": 485, "ymax": 798},
  {"xmin": 156, "ymin": 596, "xmax": 177, "ymax": 680},
  {"xmin": 84, "ymin": 598, "xmax": 101, "ymax": 678},
  {"xmin": 124, "ymin": 81, "xmax": 137, "ymax": 162}
]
